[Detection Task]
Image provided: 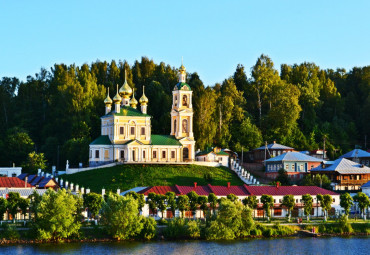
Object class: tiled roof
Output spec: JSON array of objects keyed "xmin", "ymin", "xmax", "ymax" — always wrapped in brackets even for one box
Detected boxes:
[
  {"xmin": 104, "ymin": 106, "xmax": 150, "ymax": 117},
  {"xmin": 265, "ymin": 152, "xmax": 323, "ymax": 163},
  {"xmin": 339, "ymin": 149, "xmax": 370, "ymax": 159},
  {"xmin": 0, "ymin": 188, "xmax": 48, "ymax": 198},
  {"xmin": 244, "ymin": 186, "xmax": 338, "ymax": 196},
  {"xmin": 362, "ymin": 181, "xmax": 370, "ymax": 188},
  {"xmin": 0, "ymin": 177, "xmax": 33, "ymax": 188},
  {"xmin": 174, "ymin": 82, "xmax": 191, "ymax": 91},
  {"xmin": 137, "ymin": 185, "xmax": 337, "ymax": 197},
  {"xmin": 255, "ymin": 143, "xmax": 294, "ymax": 151},
  {"xmin": 90, "ymin": 135, "xmax": 112, "ymax": 145},
  {"xmin": 150, "ymin": 135, "xmax": 182, "ymax": 146},
  {"xmin": 312, "ymin": 158, "xmax": 370, "ymax": 174},
  {"xmin": 18, "ymin": 174, "xmax": 58, "ymax": 189}
]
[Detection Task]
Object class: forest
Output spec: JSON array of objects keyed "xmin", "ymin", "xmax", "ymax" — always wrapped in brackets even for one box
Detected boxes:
[{"xmin": 0, "ymin": 54, "xmax": 369, "ymax": 170}]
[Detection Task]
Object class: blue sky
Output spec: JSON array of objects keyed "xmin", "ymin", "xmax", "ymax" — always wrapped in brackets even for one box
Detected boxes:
[{"xmin": 1, "ymin": 0, "xmax": 369, "ymax": 86}]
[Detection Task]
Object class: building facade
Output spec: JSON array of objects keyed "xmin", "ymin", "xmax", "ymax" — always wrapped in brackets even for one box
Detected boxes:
[
  {"xmin": 339, "ymin": 149, "xmax": 370, "ymax": 167},
  {"xmin": 195, "ymin": 147, "xmax": 230, "ymax": 167},
  {"xmin": 252, "ymin": 141, "xmax": 294, "ymax": 163},
  {"xmin": 89, "ymin": 64, "xmax": 196, "ymax": 166}
]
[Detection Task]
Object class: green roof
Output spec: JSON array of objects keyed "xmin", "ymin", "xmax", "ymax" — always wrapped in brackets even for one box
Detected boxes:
[
  {"xmin": 216, "ymin": 151, "xmax": 229, "ymax": 156},
  {"xmin": 104, "ymin": 106, "xmax": 150, "ymax": 117},
  {"xmin": 196, "ymin": 148, "xmax": 229, "ymax": 156},
  {"xmin": 151, "ymin": 135, "xmax": 182, "ymax": 146},
  {"xmin": 174, "ymin": 82, "xmax": 191, "ymax": 91},
  {"xmin": 90, "ymin": 135, "xmax": 112, "ymax": 145}
]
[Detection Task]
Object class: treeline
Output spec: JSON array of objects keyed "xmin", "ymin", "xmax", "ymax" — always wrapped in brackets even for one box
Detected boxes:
[{"xmin": 0, "ymin": 55, "xmax": 369, "ymax": 169}]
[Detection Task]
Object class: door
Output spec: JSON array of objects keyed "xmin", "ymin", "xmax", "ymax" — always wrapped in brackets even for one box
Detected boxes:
[{"xmin": 183, "ymin": 147, "xmax": 189, "ymax": 160}]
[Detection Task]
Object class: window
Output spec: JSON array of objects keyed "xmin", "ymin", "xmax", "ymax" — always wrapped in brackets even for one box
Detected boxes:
[
  {"xmin": 162, "ymin": 151, "xmax": 166, "ymax": 159},
  {"xmin": 300, "ymin": 164, "xmax": 304, "ymax": 171},
  {"xmin": 274, "ymin": 208, "xmax": 282, "ymax": 216},
  {"xmin": 95, "ymin": 150, "xmax": 99, "ymax": 159},
  {"xmin": 89, "ymin": 150, "xmax": 92, "ymax": 158},
  {"xmin": 142, "ymin": 150, "xmax": 146, "ymax": 159},
  {"xmin": 182, "ymin": 95, "xmax": 188, "ymax": 106},
  {"xmin": 104, "ymin": 150, "xmax": 109, "ymax": 159},
  {"xmin": 153, "ymin": 151, "xmax": 157, "ymax": 158},
  {"xmin": 296, "ymin": 199, "xmax": 298, "ymax": 203},
  {"xmin": 257, "ymin": 209, "xmax": 264, "ymax": 217},
  {"xmin": 171, "ymin": 151, "xmax": 175, "ymax": 158},
  {"xmin": 273, "ymin": 199, "xmax": 276, "ymax": 203},
  {"xmin": 120, "ymin": 126, "xmax": 124, "ymax": 135},
  {"xmin": 279, "ymin": 199, "xmax": 282, "ymax": 203},
  {"xmin": 333, "ymin": 198, "xmax": 335, "ymax": 202},
  {"xmin": 120, "ymin": 150, "xmax": 125, "ymax": 159},
  {"xmin": 285, "ymin": 164, "xmax": 289, "ymax": 170},
  {"xmin": 141, "ymin": 127, "xmax": 145, "ymax": 135},
  {"xmin": 131, "ymin": 127, "xmax": 135, "ymax": 135}
]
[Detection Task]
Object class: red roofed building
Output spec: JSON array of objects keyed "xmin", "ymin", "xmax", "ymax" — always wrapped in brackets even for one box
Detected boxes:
[
  {"xmin": 136, "ymin": 183, "xmax": 340, "ymax": 219},
  {"xmin": 0, "ymin": 177, "xmax": 34, "ymax": 189}
]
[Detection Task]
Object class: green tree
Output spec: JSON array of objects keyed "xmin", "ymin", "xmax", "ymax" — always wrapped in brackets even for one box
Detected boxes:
[
  {"xmin": 197, "ymin": 195, "xmax": 208, "ymax": 218},
  {"xmin": 28, "ymin": 190, "xmax": 42, "ymax": 221},
  {"xmin": 0, "ymin": 197, "xmax": 8, "ymax": 221},
  {"xmin": 281, "ymin": 195, "xmax": 295, "ymax": 222},
  {"xmin": 125, "ymin": 191, "xmax": 145, "ymax": 213},
  {"xmin": 187, "ymin": 191, "xmax": 199, "ymax": 218},
  {"xmin": 147, "ymin": 192, "xmax": 158, "ymax": 217},
  {"xmin": 83, "ymin": 192, "xmax": 103, "ymax": 219},
  {"xmin": 261, "ymin": 194, "xmax": 274, "ymax": 221},
  {"xmin": 165, "ymin": 191, "xmax": 177, "ymax": 218},
  {"xmin": 302, "ymin": 194, "xmax": 313, "ymax": 221},
  {"xmin": 100, "ymin": 193, "xmax": 144, "ymax": 240},
  {"xmin": 177, "ymin": 195, "xmax": 189, "ymax": 218},
  {"xmin": 22, "ymin": 151, "xmax": 47, "ymax": 174},
  {"xmin": 36, "ymin": 189, "xmax": 81, "ymax": 241},
  {"xmin": 238, "ymin": 117, "xmax": 263, "ymax": 151},
  {"xmin": 353, "ymin": 192, "xmax": 370, "ymax": 220},
  {"xmin": 7, "ymin": 192, "xmax": 21, "ymax": 222},
  {"xmin": 155, "ymin": 194, "xmax": 167, "ymax": 219},
  {"xmin": 227, "ymin": 193, "xmax": 238, "ymax": 202},
  {"xmin": 4, "ymin": 129, "xmax": 34, "ymax": 166},
  {"xmin": 317, "ymin": 194, "xmax": 333, "ymax": 221},
  {"xmin": 275, "ymin": 169, "xmax": 291, "ymax": 185},
  {"xmin": 18, "ymin": 197, "xmax": 30, "ymax": 220},
  {"xmin": 242, "ymin": 195, "xmax": 258, "ymax": 217},
  {"xmin": 340, "ymin": 193, "xmax": 354, "ymax": 220},
  {"xmin": 208, "ymin": 193, "xmax": 218, "ymax": 216}
]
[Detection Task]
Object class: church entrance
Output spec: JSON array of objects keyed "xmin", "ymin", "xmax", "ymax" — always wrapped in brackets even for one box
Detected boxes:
[{"xmin": 183, "ymin": 147, "xmax": 189, "ymax": 160}]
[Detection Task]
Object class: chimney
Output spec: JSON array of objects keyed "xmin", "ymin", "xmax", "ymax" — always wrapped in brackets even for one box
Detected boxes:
[
  {"xmin": 273, "ymin": 140, "xmax": 276, "ymax": 144},
  {"xmin": 276, "ymin": 182, "xmax": 280, "ymax": 188},
  {"xmin": 194, "ymin": 182, "xmax": 197, "ymax": 188},
  {"xmin": 227, "ymin": 182, "xmax": 230, "ymax": 189},
  {"xmin": 25, "ymin": 176, "xmax": 28, "ymax": 188}
]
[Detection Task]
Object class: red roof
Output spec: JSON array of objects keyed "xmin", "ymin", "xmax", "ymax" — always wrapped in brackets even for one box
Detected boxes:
[
  {"xmin": 0, "ymin": 177, "xmax": 34, "ymax": 188},
  {"xmin": 137, "ymin": 185, "xmax": 338, "ymax": 196}
]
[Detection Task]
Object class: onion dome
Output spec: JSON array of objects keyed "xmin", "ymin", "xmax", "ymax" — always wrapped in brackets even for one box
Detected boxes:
[
  {"xmin": 113, "ymin": 84, "xmax": 122, "ymax": 103},
  {"xmin": 139, "ymin": 86, "xmax": 149, "ymax": 105},
  {"xmin": 104, "ymin": 88, "xmax": 112, "ymax": 105},
  {"xmin": 119, "ymin": 70, "xmax": 133, "ymax": 98},
  {"xmin": 179, "ymin": 64, "xmax": 186, "ymax": 73},
  {"xmin": 129, "ymin": 89, "xmax": 138, "ymax": 108}
]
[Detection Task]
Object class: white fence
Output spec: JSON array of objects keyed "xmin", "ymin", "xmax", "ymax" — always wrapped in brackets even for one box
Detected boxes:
[{"xmin": 66, "ymin": 162, "xmax": 118, "ymax": 174}]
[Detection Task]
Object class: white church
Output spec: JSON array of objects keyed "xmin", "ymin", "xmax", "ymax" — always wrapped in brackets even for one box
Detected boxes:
[{"xmin": 89, "ymin": 64, "xmax": 196, "ymax": 166}]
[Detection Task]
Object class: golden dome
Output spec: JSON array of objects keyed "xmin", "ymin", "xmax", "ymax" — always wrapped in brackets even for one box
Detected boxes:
[
  {"xmin": 119, "ymin": 70, "xmax": 133, "ymax": 98},
  {"xmin": 113, "ymin": 85, "xmax": 122, "ymax": 103},
  {"xmin": 139, "ymin": 86, "xmax": 149, "ymax": 105},
  {"xmin": 104, "ymin": 88, "xmax": 112, "ymax": 105},
  {"xmin": 130, "ymin": 89, "xmax": 138, "ymax": 108}
]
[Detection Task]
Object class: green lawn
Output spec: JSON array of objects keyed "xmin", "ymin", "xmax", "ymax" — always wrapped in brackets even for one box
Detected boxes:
[{"xmin": 62, "ymin": 164, "xmax": 244, "ymax": 193}]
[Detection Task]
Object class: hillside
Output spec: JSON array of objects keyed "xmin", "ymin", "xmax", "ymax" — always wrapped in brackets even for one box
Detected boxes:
[{"xmin": 62, "ymin": 164, "xmax": 244, "ymax": 193}]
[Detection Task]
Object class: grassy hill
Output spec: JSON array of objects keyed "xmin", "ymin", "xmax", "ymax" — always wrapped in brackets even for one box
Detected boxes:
[{"xmin": 62, "ymin": 164, "xmax": 244, "ymax": 193}]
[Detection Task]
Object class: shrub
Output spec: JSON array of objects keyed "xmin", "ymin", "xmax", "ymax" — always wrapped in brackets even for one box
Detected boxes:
[
  {"xmin": 139, "ymin": 217, "xmax": 157, "ymax": 240},
  {"xmin": 164, "ymin": 218, "xmax": 187, "ymax": 239},
  {"xmin": 186, "ymin": 220, "xmax": 201, "ymax": 239},
  {"xmin": 158, "ymin": 218, "xmax": 168, "ymax": 225},
  {"xmin": 262, "ymin": 228, "xmax": 275, "ymax": 237},
  {"xmin": 1, "ymin": 224, "xmax": 20, "ymax": 240}
]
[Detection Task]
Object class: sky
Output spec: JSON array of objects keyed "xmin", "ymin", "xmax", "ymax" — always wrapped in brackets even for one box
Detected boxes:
[{"xmin": 0, "ymin": 0, "xmax": 369, "ymax": 86}]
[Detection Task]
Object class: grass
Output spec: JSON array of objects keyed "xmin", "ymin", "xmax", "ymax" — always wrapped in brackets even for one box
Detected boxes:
[{"xmin": 62, "ymin": 164, "xmax": 244, "ymax": 193}]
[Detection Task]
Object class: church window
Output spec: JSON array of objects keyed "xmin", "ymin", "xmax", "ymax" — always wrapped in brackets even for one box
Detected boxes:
[
  {"xmin": 120, "ymin": 127, "xmax": 124, "ymax": 135},
  {"xmin": 182, "ymin": 119, "xmax": 188, "ymax": 133},
  {"xmin": 171, "ymin": 151, "xmax": 175, "ymax": 158},
  {"xmin": 131, "ymin": 127, "xmax": 135, "ymax": 135},
  {"xmin": 95, "ymin": 150, "xmax": 99, "ymax": 159},
  {"xmin": 104, "ymin": 150, "xmax": 109, "ymax": 159},
  {"xmin": 141, "ymin": 127, "xmax": 145, "ymax": 135},
  {"xmin": 175, "ymin": 96, "xmax": 178, "ymax": 105},
  {"xmin": 174, "ymin": 119, "xmax": 177, "ymax": 133},
  {"xmin": 162, "ymin": 151, "xmax": 166, "ymax": 158},
  {"xmin": 143, "ymin": 150, "xmax": 146, "ymax": 159},
  {"xmin": 153, "ymin": 151, "xmax": 157, "ymax": 158},
  {"xmin": 182, "ymin": 95, "xmax": 188, "ymax": 106},
  {"xmin": 120, "ymin": 150, "xmax": 125, "ymax": 159}
]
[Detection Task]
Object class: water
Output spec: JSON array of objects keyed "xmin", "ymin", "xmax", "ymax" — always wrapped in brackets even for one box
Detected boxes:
[{"xmin": 0, "ymin": 237, "xmax": 369, "ymax": 255}]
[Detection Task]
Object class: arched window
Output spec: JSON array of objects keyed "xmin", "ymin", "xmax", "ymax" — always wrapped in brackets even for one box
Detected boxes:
[
  {"xmin": 183, "ymin": 147, "xmax": 189, "ymax": 159},
  {"xmin": 174, "ymin": 119, "xmax": 177, "ymax": 133},
  {"xmin": 182, "ymin": 95, "xmax": 188, "ymax": 106},
  {"xmin": 182, "ymin": 119, "xmax": 188, "ymax": 133}
]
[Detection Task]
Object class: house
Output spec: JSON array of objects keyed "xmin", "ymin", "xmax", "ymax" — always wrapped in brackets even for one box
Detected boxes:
[
  {"xmin": 311, "ymin": 158, "xmax": 370, "ymax": 191},
  {"xmin": 264, "ymin": 152, "xmax": 323, "ymax": 180},
  {"xmin": 195, "ymin": 147, "xmax": 230, "ymax": 167},
  {"xmin": 252, "ymin": 141, "xmax": 294, "ymax": 163},
  {"xmin": 301, "ymin": 150, "xmax": 329, "ymax": 160},
  {"xmin": 0, "ymin": 177, "xmax": 33, "ymax": 189},
  {"xmin": 135, "ymin": 183, "xmax": 340, "ymax": 219},
  {"xmin": 89, "ymin": 63, "xmax": 195, "ymax": 166},
  {"xmin": 17, "ymin": 173, "xmax": 59, "ymax": 190},
  {"xmin": 0, "ymin": 167, "xmax": 22, "ymax": 177},
  {"xmin": 339, "ymin": 149, "xmax": 370, "ymax": 167},
  {"xmin": 361, "ymin": 181, "xmax": 370, "ymax": 197}
]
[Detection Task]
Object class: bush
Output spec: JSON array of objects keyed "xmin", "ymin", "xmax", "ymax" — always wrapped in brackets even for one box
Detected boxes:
[
  {"xmin": 186, "ymin": 220, "xmax": 201, "ymax": 239},
  {"xmin": 262, "ymin": 228, "xmax": 275, "ymax": 237},
  {"xmin": 338, "ymin": 215, "xmax": 353, "ymax": 234},
  {"xmin": 164, "ymin": 218, "xmax": 187, "ymax": 239},
  {"xmin": 1, "ymin": 224, "xmax": 20, "ymax": 240},
  {"xmin": 158, "ymin": 218, "xmax": 168, "ymax": 225},
  {"xmin": 139, "ymin": 217, "xmax": 157, "ymax": 240}
]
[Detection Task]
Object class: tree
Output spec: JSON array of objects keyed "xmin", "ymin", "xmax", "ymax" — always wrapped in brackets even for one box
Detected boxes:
[
  {"xmin": 227, "ymin": 193, "xmax": 238, "ymax": 202},
  {"xmin": 260, "ymin": 194, "xmax": 274, "ymax": 221},
  {"xmin": 22, "ymin": 151, "xmax": 47, "ymax": 174},
  {"xmin": 83, "ymin": 192, "xmax": 103, "ymax": 219},
  {"xmin": 281, "ymin": 195, "xmax": 295, "ymax": 222},
  {"xmin": 177, "ymin": 195, "xmax": 189, "ymax": 218},
  {"xmin": 208, "ymin": 193, "xmax": 218, "ymax": 216},
  {"xmin": 0, "ymin": 197, "xmax": 7, "ymax": 221},
  {"xmin": 275, "ymin": 169, "xmax": 291, "ymax": 185},
  {"xmin": 353, "ymin": 192, "xmax": 370, "ymax": 220},
  {"xmin": 187, "ymin": 191, "xmax": 199, "ymax": 218},
  {"xmin": 242, "ymin": 195, "xmax": 258, "ymax": 218},
  {"xmin": 317, "ymin": 194, "xmax": 333, "ymax": 221},
  {"xmin": 125, "ymin": 191, "xmax": 145, "ymax": 213},
  {"xmin": 3, "ymin": 129, "xmax": 34, "ymax": 166},
  {"xmin": 165, "ymin": 191, "xmax": 177, "ymax": 218},
  {"xmin": 18, "ymin": 197, "xmax": 30, "ymax": 220},
  {"xmin": 155, "ymin": 194, "xmax": 167, "ymax": 219},
  {"xmin": 100, "ymin": 193, "xmax": 144, "ymax": 240},
  {"xmin": 7, "ymin": 192, "xmax": 21, "ymax": 222},
  {"xmin": 29, "ymin": 190, "xmax": 42, "ymax": 221},
  {"xmin": 36, "ymin": 189, "xmax": 81, "ymax": 240},
  {"xmin": 340, "ymin": 193, "xmax": 354, "ymax": 220},
  {"xmin": 302, "ymin": 194, "xmax": 313, "ymax": 221},
  {"xmin": 147, "ymin": 192, "xmax": 158, "ymax": 217},
  {"xmin": 197, "ymin": 195, "xmax": 208, "ymax": 218}
]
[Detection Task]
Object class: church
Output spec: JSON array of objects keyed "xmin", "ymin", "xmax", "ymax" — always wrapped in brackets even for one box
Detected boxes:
[{"xmin": 89, "ymin": 64, "xmax": 196, "ymax": 166}]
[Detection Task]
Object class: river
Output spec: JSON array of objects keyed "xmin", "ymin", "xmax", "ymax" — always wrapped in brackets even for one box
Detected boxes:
[{"xmin": 0, "ymin": 237, "xmax": 369, "ymax": 255}]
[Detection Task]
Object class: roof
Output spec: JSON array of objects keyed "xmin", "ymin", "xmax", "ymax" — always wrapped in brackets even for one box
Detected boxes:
[
  {"xmin": 339, "ymin": 149, "xmax": 370, "ymax": 159},
  {"xmin": 174, "ymin": 82, "xmax": 191, "ymax": 91},
  {"xmin": 312, "ymin": 158, "xmax": 370, "ymax": 174},
  {"xmin": 265, "ymin": 152, "xmax": 323, "ymax": 163},
  {"xmin": 244, "ymin": 186, "xmax": 338, "ymax": 196},
  {"xmin": 196, "ymin": 148, "xmax": 230, "ymax": 157},
  {"xmin": 0, "ymin": 188, "xmax": 48, "ymax": 198},
  {"xmin": 255, "ymin": 143, "xmax": 294, "ymax": 151},
  {"xmin": 90, "ymin": 135, "xmax": 112, "ymax": 145},
  {"xmin": 18, "ymin": 174, "xmax": 59, "ymax": 189},
  {"xmin": 362, "ymin": 181, "xmax": 370, "ymax": 188},
  {"xmin": 150, "ymin": 135, "xmax": 182, "ymax": 146},
  {"xmin": 104, "ymin": 106, "xmax": 150, "ymax": 117},
  {"xmin": 120, "ymin": 187, "xmax": 148, "ymax": 196},
  {"xmin": 0, "ymin": 177, "xmax": 33, "ymax": 188},
  {"xmin": 137, "ymin": 184, "xmax": 338, "ymax": 196}
]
